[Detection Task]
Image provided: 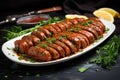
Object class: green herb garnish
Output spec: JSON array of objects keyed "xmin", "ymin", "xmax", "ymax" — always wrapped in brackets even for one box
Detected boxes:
[
  {"xmin": 46, "ymin": 38, "xmax": 56, "ymax": 44},
  {"xmin": 69, "ymin": 29, "xmax": 74, "ymax": 32},
  {"xmin": 35, "ymin": 74, "xmax": 40, "ymax": 77},
  {"xmin": 7, "ymin": 47, "xmax": 11, "ymax": 50},
  {"xmin": 78, "ymin": 64, "xmax": 93, "ymax": 73},
  {"xmin": 3, "ymin": 17, "xmax": 60, "ymax": 40},
  {"xmin": 18, "ymin": 53, "xmax": 35, "ymax": 62},
  {"xmin": 92, "ymin": 35, "xmax": 120, "ymax": 69},
  {"xmin": 81, "ymin": 20, "xmax": 92, "ymax": 26}
]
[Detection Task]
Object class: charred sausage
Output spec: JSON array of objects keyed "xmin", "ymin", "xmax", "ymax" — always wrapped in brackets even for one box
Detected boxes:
[
  {"xmin": 27, "ymin": 46, "xmax": 52, "ymax": 61},
  {"xmin": 49, "ymin": 24, "xmax": 62, "ymax": 33},
  {"xmin": 78, "ymin": 30, "xmax": 95, "ymax": 43},
  {"xmin": 48, "ymin": 43, "xmax": 66, "ymax": 58},
  {"xmin": 44, "ymin": 25, "xmax": 58, "ymax": 35},
  {"xmin": 38, "ymin": 28, "xmax": 52, "ymax": 37},
  {"xmin": 59, "ymin": 38, "xmax": 77, "ymax": 54},
  {"xmin": 56, "ymin": 22, "xmax": 66, "ymax": 31},
  {"xmin": 55, "ymin": 40, "xmax": 71, "ymax": 56},
  {"xmin": 19, "ymin": 40, "xmax": 29, "ymax": 54},
  {"xmin": 31, "ymin": 31, "xmax": 47, "ymax": 40}
]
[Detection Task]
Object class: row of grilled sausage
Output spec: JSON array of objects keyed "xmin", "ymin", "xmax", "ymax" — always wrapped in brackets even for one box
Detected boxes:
[{"xmin": 14, "ymin": 17, "xmax": 105, "ymax": 62}]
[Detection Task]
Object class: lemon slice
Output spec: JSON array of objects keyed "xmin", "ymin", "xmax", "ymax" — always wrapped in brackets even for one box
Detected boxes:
[
  {"xmin": 65, "ymin": 14, "xmax": 88, "ymax": 19},
  {"xmin": 98, "ymin": 8, "xmax": 120, "ymax": 18},
  {"xmin": 93, "ymin": 10, "xmax": 114, "ymax": 23}
]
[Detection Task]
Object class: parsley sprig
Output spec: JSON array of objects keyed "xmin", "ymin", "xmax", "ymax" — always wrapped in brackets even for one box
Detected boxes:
[{"xmin": 91, "ymin": 35, "xmax": 120, "ymax": 69}]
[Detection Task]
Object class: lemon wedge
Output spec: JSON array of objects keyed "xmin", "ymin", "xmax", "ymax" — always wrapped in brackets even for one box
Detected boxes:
[
  {"xmin": 93, "ymin": 10, "xmax": 114, "ymax": 23},
  {"xmin": 65, "ymin": 14, "xmax": 88, "ymax": 19},
  {"xmin": 98, "ymin": 8, "xmax": 120, "ymax": 18}
]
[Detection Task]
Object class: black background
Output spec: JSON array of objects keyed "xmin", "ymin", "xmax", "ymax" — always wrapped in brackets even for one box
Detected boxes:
[{"xmin": 0, "ymin": 0, "xmax": 120, "ymax": 80}]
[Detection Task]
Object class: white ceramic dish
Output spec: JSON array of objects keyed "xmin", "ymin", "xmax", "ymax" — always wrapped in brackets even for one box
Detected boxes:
[{"xmin": 2, "ymin": 19, "xmax": 115, "ymax": 66}]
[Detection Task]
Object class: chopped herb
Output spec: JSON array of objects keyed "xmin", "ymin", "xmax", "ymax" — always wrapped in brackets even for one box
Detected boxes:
[
  {"xmin": 82, "ymin": 22, "xmax": 89, "ymax": 26},
  {"xmin": 81, "ymin": 20, "xmax": 92, "ymax": 26},
  {"xmin": 59, "ymin": 36, "xmax": 64, "ymax": 40},
  {"xmin": 18, "ymin": 56, "xmax": 23, "ymax": 60},
  {"xmin": 105, "ymin": 28, "xmax": 110, "ymax": 32},
  {"xmin": 49, "ymin": 32, "xmax": 53, "ymax": 36},
  {"xmin": 26, "ymin": 58, "xmax": 36, "ymax": 63},
  {"xmin": 18, "ymin": 53, "xmax": 36, "ymax": 62},
  {"xmin": 46, "ymin": 38, "xmax": 56, "ymax": 44},
  {"xmin": 69, "ymin": 29, "xmax": 74, "ymax": 32},
  {"xmin": 95, "ymin": 69, "xmax": 99, "ymax": 72},
  {"xmin": 64, "ymin": 34, "xmax": 69, "ymax": 38},
  {"xmin": 7, "ymin": 47, "xmax": 11, "ymax": 50},
  {"xmin": 79, "ymin": 49, "xmax": 83, "ymax": 52},
  {"xmin": 14, "ymin": 47, "xmax": 19, "ymax": 52},
  {"xmin": 89, "ymin": 58, "xmax": 96, "ymax": 63},
  {"xmin": 78, "ymin": 64, "xmax": 93, "ymax": 72},
  {"xmin": 41, "ymin": 43, "xmax": 48, "ymax": 48},
  {"xmin": 35, "ymin": 74, "xmax": 40, "ymax": 77},
  {"xmin": 87, "ymin": 20, "xmax": 93, "ymax": 24}
]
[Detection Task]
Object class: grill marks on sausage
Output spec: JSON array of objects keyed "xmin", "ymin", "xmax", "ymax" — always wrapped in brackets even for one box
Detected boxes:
[
  {"xmin": 55, "ymin": 40, "xmax": 71, "ymax": 56},
  {"xmin": 37, "ymin": 28, "xmax": 52, "ymax": 37},
  {"xmin": 31, "ymin": 31, "xmax": 47, "ymax": 40},
  {"xmin": 48, "ymin": 43, "xmax": 66, "ymax": 58},
  {"xmin": 59, "ymin": 38, "xmax": 77, "ymax": 54},
  {"xmin": 77, "ymin": 30, "xmax": 95, "ymax": 43},
  {"xmin": 38, "ymin": 43, "xmax": 60, "ymax": 60},
  {"xmin": 14, "ymin": 18, "xmax": 105, "ymax": 62}
]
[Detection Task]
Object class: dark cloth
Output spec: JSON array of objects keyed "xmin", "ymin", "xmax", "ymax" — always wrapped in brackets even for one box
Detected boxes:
[
  {"xmin": 0, "ymin": 0, "xmax": 64, "ymax": 18},
  {"xmin": 63, "ymin": 0, "xmax": 120, "ymax": 15}
]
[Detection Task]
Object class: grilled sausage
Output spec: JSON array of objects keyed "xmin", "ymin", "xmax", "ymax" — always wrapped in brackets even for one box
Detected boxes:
[
  {"xmin": 14, "ymin": 40, "xmax": 20, "ymax": 49},
  {"xmin": 31, "ymin": 31, "xmax": 46, "ymax": 40},
  {"xmin": 45, "ymin": 46, "xmax": 60, "ymax": 59},
  {"xmin": 48, "ymin": 43, "xmax": 66, "ymax": 58},
  {"xmin": 38, "ymin": 28, "xmax": 52, "ymax": 37},
  {"xmin": 49, "ymin": 24, "xmax": 62, "ymax": 33},
  {"xmin": 89, "ymin": 18, "xmax": 105, "ymax": 32},
  {"xmin": 87, "ymin": 24, "xmax": 103, "ymax": 36},
  {"xmin": 67, "ymin": 34, "xmax": 81, "ymax": 50},
  {"xmin": 75, "ymin": 33, "xmax": 90, "ymax": 46},
  {"xmin": 78, "ymin": 30, "xmax": 95, "ymax": 43},
  {"xmin": 75, "ymin": 18, "xmax": 86, "ymax": 23},
  {"xmin": 38, "ymin": 42, "xmax": 60, "ymax": 59},
  {"xmin": 22, "ymin": 36, "xmax": 33, "ymax": 47},
  {"xmin": 79, "ymin": 25, "xmax": 99, "ymax": 39},
  {"xmin": 55, "ymin": 40, "xmax": 71, "ymax": 56},
  {"xmin": 29, "ymin": 35, "xmax": 40, "ymax": 45},
  {"xmin": 69, "ymin": 18, "xmax": 79, "ymax": 25},
  {"xmin": 56, "ymin": 22, "xmax": 66, "ymax": 31},
  {"xmin": 59, "ymin": 38, "xmax": 77, "ymax": 54},
  {"xmin": 27, "ymin": 47, "xmax": 52, "ymax": 61},
  {"xmin": 44, "ymin": 25, "xmax": 58, "ymax": 35},
  {"xmin": 63, "ymin": 19, "xmax": 73, "ymax": 28},
  {"xmin": 19, "ymin": 40, "xmax": 29, "ymax": 54},
  {"xmin": 74, "ymin": 34, "xmax": 88, "ymax": 48}
]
